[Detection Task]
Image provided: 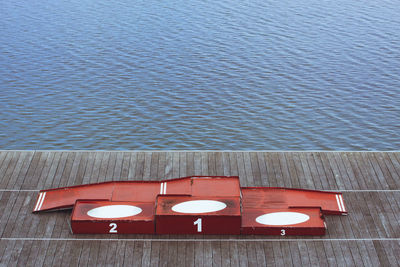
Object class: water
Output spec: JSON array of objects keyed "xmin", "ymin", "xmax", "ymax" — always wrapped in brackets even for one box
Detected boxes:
[{"xmin": 1, "ymin": 0, "xmax": 399, "ymax": 150}]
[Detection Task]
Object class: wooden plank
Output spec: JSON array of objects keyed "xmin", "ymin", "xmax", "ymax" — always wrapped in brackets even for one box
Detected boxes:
[
  {"xmin": 237, "ymin": 241, "xmax": 248, "ymax": 267},
  {"xmin": 105, "ymin": 151, "xmax": 117, "ymax": 180},
  {"xmin": 346, "ymin": 152, "xmax": 368, "ymax": 189},
  {"xmin": 115, "ymin": 151, "xmax": 125, "ymax": 180},
  {"xmin": 220, "ymin": 241, "xmax": 230, "ymax": 267},
  {"xmin": 340, "ymin": 241, "xmax": 356, "ymax": 266},
  {"xmin": 0, "ymin": 239, "xmax": 16, "ymax": 266},
  {"xmin": 373, "ymin": 240, "xmax": 390, "ymax": 266},
  {"xmin": 249, "ymin": 152, "xmax": 262, "ymax": 187},
  {"xmin": 149, "ymin": 152, "xmax": 159, "ymax": 180},
  {"xmin": 222, "ymin": 152, "xmax": 230, "ymax": 176},
  {"xmin": 10, "ymin": 151, "xmax": 35, "ymax": 190},
  {"xmin": 364, "ymin": 153, "xmax": 389, "ymax": 189},
  {"xmin": 236, "ymin": 152, "xmax": 248, "ymax": 187},
  {"xmin": 149, "ymin": 241, "xmax": 161, "ymax": 267},
  {"xmin": 264, "ymin": 152, "xmax": 280, "ymax": 187},
  {"xmin": 186, "ymin": 152, "xmax": 195, "ymax": 177},
  {"xmin": 364, "ymin": 240, "xmax": 381, "ymax": 266},
  {"xmin": 65, "ymin": 152, "xmax": 83, "ymax": 186},
  {"xmin": 143, "ymin": 152, "xmax": 153, "ymax": 180},
  {"xmin": 81, "ymin": 151, "xmax": 96, "ymax": 184},
  {"xmin": 194, "ymin": 240, "xmax": 204, "ymax": 267},
  {"xmin": 372, "ymin": 153, "xmax": 397, "ymax": 189},
  {"xmin": 298, "ymin": 152, "xmax": 316, "ymax": 189},
  {"xmin": 114, "ymin": 240, "xmax": 127, "ymax": 266},
  {"xmin": 179, "ymin": 152, "xmax": 187, "ymax": 177},
  {"xmin": 306, "ymin": 240, "xmax": 320, "ymax": 266},
  {"xmin": 374, "ymin": 192, "xmax": 399, "ymax": 238},
  {"xmin": 167, "ymin": 241, "xmax": 178, "ymax": 267},
  {"xmin": 0, "ymin": 151, "xmax": 14, "ymax": 185},
  {"xmin": 357, "ymin": 152, "xmax": 383, "ymax": 189},
  {"xmin": 304, "ymin": 152, "xmax": 323, "ymax": 190},
  {"xmin": 120, "ymin": 152, "xmax": 132, "ymax": 179},
  {"xmin": 208, "ymin": 152, "xmax": 216, "ymax": 177},
  {"xmin": 253, "ymin": 242, "xmax": 266, "ymax": 267},
  {"xmin": 334, "ymin": 153, "xmax": 360, "ymax": 190},
  {"xmin": 314, "ymin": 241, "xmax": 331, "ymax": 266},
  {"xmin": 228, "ymin": 152, "xmax": 238, "ymax": 177},
  {"xmin": 1, "ymin": 151, "xmax": 24, "ymax": 189},
  {"xmin": 317, "ymin": 152, "xmax": 339, "ymax": 190},
  {"xmin": 263, "ymin": 242, "xmax": 276, "ymax": 266},
  {"xmin": 215, "ymin": 152, "xmax": 224, "ymax": 176},
  {"xmin": 297, "ymin": 241, "xmax": 311, "ymax": 266},
  {"xmin": 20, "ymin": 151, "xmax": 44, "ymax": 189},
  {"xmin": 212, "ymin": 241, "xmax": 222, "ymax": 267},
  {"xmin": 291, "ymin": 152, "xmax": 309, "ymax": 188},
  {"xmin": 355, "ymin": 240, "xmax": 374, "ymax": 267},
  {"xmin": 123, "ymin": 241, "xmax": 136, "ymax": 266},
  {"xmin": 245, "ymin": 242, "xmax": 258, "ymax": 267},
  {"xmin": 157, "ymin": 152, "xmax": 166, "ymax": 179},
  {"xmin": 387, "ymin": 152, "xmax": 400, "ymax": 181},
  {"xmin": 1, "ymin": 192, "xmax": 27, "ymax": 239},
  {"xmin": 185, "ymin": 242, "xmax": 196, "ymax": 267},
  {"xmin": 0, "ymin": 151, "xmax": 9, "ymax": 173},
  {"xmin": 325, "ymin": 152, "xmax": 346, "ymax": 190},
  {"xmin": 141, "ymin": 241, "xmax": 152, "ymax": 267},
  {"xmin": 312, "ymin": 152, "xmax": 332, "ymax": 190},
  {"xmin": 176, "ymin": 240, "xmax": 186, "ymax": 267},
  {"xmin": 381, "ymin": 152, "xmax": 400, "ymax": 188},
  {"xmin": 256, "ymin": 153, "xmax": 269, "ymax": 187},
  {"xmin": 321, "ymin": 242, "xmax": 338, "ymax": 266},
  {"xmin": 228, "ymin": 242, "xmax": 239, "ymax": 267},
  {"xmin": 172, "ymin": 152, "xmax": 180, "ymax": 178},
  {"xmin": 194, "ymin": 152, "xmax": 202, "ymax": 176},
  {"xmin": 243, "ymin": 152, "xmax": 255, "ymax": 186},
  {"xmin": 0, "ymin": 192, "xmax": 26, "ymax": 265},
  {"xmin": 127, "ymin": 152, "xmax": 138, "ymax": 179},
  {"xmin": 283, "ymin": 152, "xmax": 300, "ymax": 188},
  {"xmin": 135, "ymin": 152, "xmax": 145, "ymax": 180}
]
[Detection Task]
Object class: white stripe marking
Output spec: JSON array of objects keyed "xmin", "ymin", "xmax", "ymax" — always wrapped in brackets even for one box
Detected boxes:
[
  {"xmin": 34, "ymin": 192, "xmax": 43, "ymax": 211},
  {"xmin": 1, "ymin": 237, "xmax": 399, "ymax": 242},
  {"xmin": 336, "ymin": 194, "xmax": 343, "ymax": 212},
  {"xmin": 160, "ymin": 183, "xmax": 164, "ymax": 194},
  {"xmin": 164, "ymin": 182, "xmax": 167, "ymax": 194},
  {"xmin": 338, "ymin": 195, "xmax": 346, "ymax": 212},
  {"xmin": 38, "ymin": 192, "xmax": 46, "ymax": 211}
]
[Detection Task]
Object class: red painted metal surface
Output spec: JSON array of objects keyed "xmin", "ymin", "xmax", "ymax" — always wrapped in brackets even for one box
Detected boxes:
[
  {"xmin": 241, "ymin": 208, "xmax": 325, "ymax": 235},
  {"xmin": 241, "ymin": 187, "xmax": 347, "ymax": 215},
  {"xmin": 33, "ymin": 176, "xmax": 347, "ymax": 235},
  {"xmin": 156, "ymin": 196, "xmax": 241, "ymax": 234},
  {"xmin": 71, "ymin": 200, "xmax": 155, "ymax": 234}
]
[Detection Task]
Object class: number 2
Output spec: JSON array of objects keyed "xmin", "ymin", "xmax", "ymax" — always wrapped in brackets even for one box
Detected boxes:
[
  {"xmin": 194, "ymin": 218, "xmax": 202, "ymax": 232},
  {"xmin": 109, "ymin": 223, "xmax": 118, "ymax": 233}
]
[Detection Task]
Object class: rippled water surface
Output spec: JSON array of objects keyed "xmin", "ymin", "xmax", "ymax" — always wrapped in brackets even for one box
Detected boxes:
[{"xmin": 1, "ymin": 0, "xmax": 399, "ymax": 150}]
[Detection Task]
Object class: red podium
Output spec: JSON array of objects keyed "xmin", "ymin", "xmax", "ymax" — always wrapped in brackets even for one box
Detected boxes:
[
  {"xmin": 33, "ymin": 176, "xmax": 347, "ymax": 235},
  {"xmin": 71, "ymin": 200, "xmax": 155, "ymax": 234},
  {"xmin": 156, "ymin": 196, "xmax": 241, "ymax": 234}
]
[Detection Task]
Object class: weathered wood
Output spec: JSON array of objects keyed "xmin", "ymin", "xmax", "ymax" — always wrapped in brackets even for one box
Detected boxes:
[{"xmin": 0, "ymin": 151, "xmax": 399, "ymax": 266}]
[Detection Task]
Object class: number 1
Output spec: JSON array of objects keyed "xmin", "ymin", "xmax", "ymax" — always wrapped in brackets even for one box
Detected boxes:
[{"xmin": 194, "ymin": 218, "xmax": 202, "ymax": 232}]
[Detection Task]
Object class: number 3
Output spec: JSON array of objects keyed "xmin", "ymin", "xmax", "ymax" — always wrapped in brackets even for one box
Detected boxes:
[
  {"xmin": 109, "ymin": 223, "xmax": 118, "ymax": 233},
  {"xmin": 281, "ymin": 229, "xmax": 285, "ymax": 236}
]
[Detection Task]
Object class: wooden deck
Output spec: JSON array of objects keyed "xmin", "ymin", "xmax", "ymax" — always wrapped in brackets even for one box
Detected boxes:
[{"xmin": 0, "ymin": 150, "xmax": 399, "ymax": 266}]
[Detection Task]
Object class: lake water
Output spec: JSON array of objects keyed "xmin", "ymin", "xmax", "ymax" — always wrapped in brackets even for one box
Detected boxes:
[{"xmin": 1, "ymin": 0, "xmax": 399, "ymax": 150}]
